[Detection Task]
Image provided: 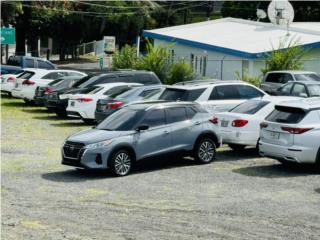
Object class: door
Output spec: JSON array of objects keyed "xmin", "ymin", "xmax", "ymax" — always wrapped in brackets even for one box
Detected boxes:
[{"xmin": 134, "ymin": 109, "xmax": 171, "ymax": 159}]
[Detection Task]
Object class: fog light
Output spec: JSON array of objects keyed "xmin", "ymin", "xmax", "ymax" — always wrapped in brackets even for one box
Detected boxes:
[{"xmin": 95, "ymin": 154, "xmax": 102, "ymax": 165}]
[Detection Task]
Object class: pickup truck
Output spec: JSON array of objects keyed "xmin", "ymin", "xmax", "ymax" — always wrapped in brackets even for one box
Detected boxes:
[{"xmin": 1, "ymin": 56, "xmax": 56, "ymax": 74}]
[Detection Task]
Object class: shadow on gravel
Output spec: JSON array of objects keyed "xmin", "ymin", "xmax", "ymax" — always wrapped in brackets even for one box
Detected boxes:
[
  {"xmin": 1, "ymin": 94, "xmax": 12, "ymax": 99},
  {"xmin": 233, "ymin": 163, "xmax": 320, "ymax": 178},
  {"xmin": 216, "ymin": 147, "xmax": 259, "ymax": 162},
  {"xmin": 1, "ymin": 101, "xmax": 26, "ymax": 107},
  {"xmin": 23, "ymin": 108, "xmax": 49, "ymax": 114},
  {"xmin": 42, "ymin": 157, "xmax": 196, "ymax": 182},
  {"xmin": 33, "ymin": 115, "xmax": 80, "ymax": 121},
  {"xmin": 50, "ymin": 121, "xmax": 94, "ymax": 127}
]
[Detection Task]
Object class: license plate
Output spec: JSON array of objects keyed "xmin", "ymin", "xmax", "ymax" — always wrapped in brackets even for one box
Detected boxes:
[
  {"xmin": 221, "ymin": 120, "xmax": 229, "ymax": 127},
  {"xmin": 70, "ymin": 101, "xmax": 75, "ymax": 107},
  {"xmin": 269, "ymin": 131, "xmax": 280, "ymax": 140}
]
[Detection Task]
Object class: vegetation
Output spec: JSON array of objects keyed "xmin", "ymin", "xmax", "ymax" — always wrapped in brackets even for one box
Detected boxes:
[
  {"xmin": 235, "ymin": 71, "xmax": 260, "ymax": 87},
  {"xmin": 262, "ymin": 38, "xmax": 307, "ymax": 75},
  {"xmin": 167, "ymin": 61, "xmax": 195, "ymax": 85},
  {"xmin": 112, "ymin": 44, "xmax": 138, "ymax": 69}
]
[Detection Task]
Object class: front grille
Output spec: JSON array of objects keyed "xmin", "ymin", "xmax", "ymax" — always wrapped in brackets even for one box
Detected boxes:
[{"xmin": 63, "ymin": 141, "xmax": 85, "ymax": 159}]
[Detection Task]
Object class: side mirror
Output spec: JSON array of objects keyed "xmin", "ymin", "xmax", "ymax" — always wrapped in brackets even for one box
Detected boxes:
[
  {"xmin": 136, "ymin": 125, "xmax": 149, "ymax": 132},
  {"xmin": 299, "ymin": 93, "xmax": 308, "ymax": 98}
]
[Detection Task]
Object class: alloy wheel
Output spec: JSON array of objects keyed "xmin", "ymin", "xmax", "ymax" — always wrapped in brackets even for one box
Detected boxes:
[
  {"xmin": 198, "ymin": 140, "xmax": 215, "ymax": 162},
  {"xmin": 114, "ymin": 152, "xmax": 131, "ymax": 176}
]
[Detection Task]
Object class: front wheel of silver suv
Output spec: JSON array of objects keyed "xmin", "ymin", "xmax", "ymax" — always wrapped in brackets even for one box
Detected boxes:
[
  {"xmin": 109, "ymin": 150, "xmax": 133, "ymax": 177},
  {"xmin": 194, "ymin": 138, "xmax": 216, "ymax": 164}
]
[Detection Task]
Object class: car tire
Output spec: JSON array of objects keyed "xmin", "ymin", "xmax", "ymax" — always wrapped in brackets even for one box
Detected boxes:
[
  {"xmin": 315, "ymin": 147, "xmax": 320, "ymax": 168},
  {"xmin": 228, "ymin": 144, "xmax": 246, "ymax": 151},
  {"xmin": 109, "ymin": 149, "xmax": 133, "ymax": 177},
  {"xmin": 81, "ymin": 118, "xmax": 95, "ymax": 124},
  {"xmin": 24, "ymin": 99, "xmax": 34, "ymax": 105},
  {"xmin": 55, "ymin": 110, "xmax": 67, "ymax": 117},
  {"xmin": 194, "ymin": 138, "xmax": 216, "ymax": 164}
]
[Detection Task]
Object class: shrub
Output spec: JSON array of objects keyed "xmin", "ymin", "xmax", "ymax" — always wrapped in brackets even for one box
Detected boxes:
[
  {"xmin": 166, "ymin": 61, "xmax": 195, "ymax": 85},
  {"xmin": 112, "ymin": 44, "xmax": 137, "ymax": 69},
  {"xmin": 262, "ymin": 37, "xmax": 307, "ymax": 75},
  {"xmin": 235, "ymin": 71, "xmax": 261, "ymax": 87}
]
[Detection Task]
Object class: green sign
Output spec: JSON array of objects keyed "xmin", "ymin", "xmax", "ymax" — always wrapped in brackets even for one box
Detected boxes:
[{"xmin": 0, "ymin": 28, "xmax": 16, "ymax": 45}]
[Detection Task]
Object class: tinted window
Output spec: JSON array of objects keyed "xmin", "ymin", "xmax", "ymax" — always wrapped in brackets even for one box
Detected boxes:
[
  {"xmin": 38, "ymin": 60, "xmax": 53, "ymax": 69},
  {"xmin": 230, "ymin": 100, "xmax": 270, "ymax": 114},
  {"xmin": 236, "ymin": 85, "xmax": 264, "ymax": 99},
  {"xmin": 78, "ymin": 86, "xmax": 102, "ymax": 94},
  {"xmin": 68, "ymin": 72, "xmax": 84, "ymax": 77},
  {"xmin": 42, "ymin": 72, "xmax": 59, "ymax": 79},
  {"xmin": 135, "ymin": 73, "xmax": 160, "ymax": 85},
  {"xmin": 95, "ymin": 76, "xmax": 117, "ymax": 85},
  {"xmin": 186, "ymin": 107, "xmax": 197, "ymax": 119},
  {"xmin": 139, "ymin": 88, "xmax": 160, "ymax": 97},
  {"xmin": 74, "ymin": 75, "xmax": 98, "ymax": 88},
  {"xmin": 294, "ymin": 74, "xmax": 320, "ymax": 81},
  {"xmin": 48, "ymin": 78, "xmax": 65, "ymax": 87},
  {"xmin": 97, "ymin": 109, "xmax": 143, "ymax": 131},
  {"xmin": 18, "ymin": 71, "xmax": 35, "ymax": 79},
  {"xmin": 103, "ymin": 86, "xmax": 131, "ymax": 97},
  {"xmin": 167, "ymin": 107, "xmax": 188, "ymax": 124},
  {"xmin": 117, "ymin": 87, "xmax": 141, "ymax": 99},
  {"xmin": 291, "ymin": 83, "xmax": 307, "ymax": 96},
  {"xmin": 140, "ymin": 109, "xmax": 166, "ymax": 128},
  {"xmin": 159, "ymin": 88, "xmax": 205, "ymax": 101},
  {"xmin": 266, "ymin": 106, "xmax": 307, "ymax": 124},
  {"xmin": 119, "ymin": 75, "xmax": 134, "ymax": 83},
  {"xmin": 308, "ymin": 84, "xmax": 320, "ymax": 97},
  {"xmin": 25, "ymin": 59, "xmax": 35, "ymax": 68},
  {"xmin": 279, "ymin": 83, "xmax": 293, "ymax": 94},
  {"xmin": 211, "ymin": 86, "xmax": 239, "ymax": 100},
  {"xmin": 7, "ymin": 56, "xmax": 21, "ymax": 66},
  {"xmin": 265, "ymin": 73, "xmax": 293, "ymax": 83}
]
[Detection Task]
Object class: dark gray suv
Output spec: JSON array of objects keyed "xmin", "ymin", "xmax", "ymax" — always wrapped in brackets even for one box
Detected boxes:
[{"xmin": 62, "ymin": 102, "xmax": 221, "ymax": 176}]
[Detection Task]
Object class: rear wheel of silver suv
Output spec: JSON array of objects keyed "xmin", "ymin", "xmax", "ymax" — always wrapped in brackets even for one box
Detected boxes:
[
  {"xmin": 110, "ymin": 150, "xmax": 132, "ymax": 176},
  {"xmin": 194, "ymin": 138, "xmax": 216, "ymax": 164}
]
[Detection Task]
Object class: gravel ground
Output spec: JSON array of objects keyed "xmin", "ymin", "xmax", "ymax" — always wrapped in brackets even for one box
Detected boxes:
[{"xmin": 1, "ymin": 94, "xmax": 320, "ymax": 240}]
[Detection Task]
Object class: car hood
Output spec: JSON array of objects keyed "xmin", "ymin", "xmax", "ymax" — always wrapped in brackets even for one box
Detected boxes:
[{"xmin": 67, "ymin": 128, "xmax": 133, "ymax": 144}]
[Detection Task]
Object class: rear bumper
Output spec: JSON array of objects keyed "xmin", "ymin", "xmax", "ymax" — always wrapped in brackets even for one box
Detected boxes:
[
  {"xmin": 34, "ymin": 96, "xmax": 45, "ymax": 105},
  {"xmin": 67, "ymin": 111, "xmax": 82, "ymax": 118},
  {"xmin": 45, "ymin": 99, "xmax": 68, "ymax": 111},
  {"xmin": 221, "ymin": 130, "xmax": 258, "ymax": 146},
  {"xmin": 259, "ymin": 141, "xmax": 317, "ymax": 164}
]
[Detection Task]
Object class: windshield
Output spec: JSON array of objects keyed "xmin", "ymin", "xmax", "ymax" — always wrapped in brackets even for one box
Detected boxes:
[
  {"xmin": 7, "ymin": 56, "xmax": 21, "ymax": 66},
  {"xmin": 72, "ymin": 75, "xmax": 97, "ymax": 88},
  {"xmin": 49, "ymin": 78, "xmax": 65, "ymax": 87},
  {"xmin": 308, "ymin": 84, "xmax": 320, "ymax": 97},
  {"xmin": 159, "ymin": 88, "xmax": 205, "ymax": 101},
  {"xmin": 79, "ymin": 86, "xmax": 102, "ymax": 94},
  {"xmin": 116, "ymin": 87, "xmax": 141, "ymax": 99},
  {"xmin": 295, "ymin": 74, "xmax": 320, "ymax": 81},
  {"xmin": 230, "ymin": 100, "xmax": 270, "ymax": 114},
  {"xmin": 97, "ymin": 108, "xmax": 144, "ymax": 131},
  {"xmin": 144, "ymin": 89, "xmax": 164, "ymax": 100}
]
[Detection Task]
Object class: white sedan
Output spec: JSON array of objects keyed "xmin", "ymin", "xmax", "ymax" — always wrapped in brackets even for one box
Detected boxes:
[
  {"xmin": 66, "ymin": 82, "xmax": 142, "ymax": 123},
  {"xmin": 213, "ymin": 96, "xmax": 299, "ymax": 151},
  {"xmin": 11, "ymin": 69, "xmax": 86, "ymax": 102},
  {"xmin": 1, "ymin": 69, "xmax": 25, "ymax": 94}
]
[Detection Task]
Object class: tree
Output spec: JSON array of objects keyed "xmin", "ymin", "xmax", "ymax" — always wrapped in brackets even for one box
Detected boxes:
[{"xmin": 112, "ymin": 44, "xmax": 137, "ymax": 69}]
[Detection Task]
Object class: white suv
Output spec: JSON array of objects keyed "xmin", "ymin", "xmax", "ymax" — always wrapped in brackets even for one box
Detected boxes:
[
  {"xmin": 159, "ymin": 80, "xmax": 266, "ymax": 113},
  {"xmin": 259, "ymin": 98, "xmax": 320, "ymax": 165}
]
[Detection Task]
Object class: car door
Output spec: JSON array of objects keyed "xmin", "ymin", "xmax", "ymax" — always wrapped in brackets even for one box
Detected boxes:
[
  {"xmin": 134, "ymin": 109, "xmax": 171, "ymax": 159},
  {"xmin": 291, "ymin": 83, "xmax": 308, "ymax": 97},
  {"xmin": 276, "ymin": 82, "xmax": 294, "ymax": 96}
]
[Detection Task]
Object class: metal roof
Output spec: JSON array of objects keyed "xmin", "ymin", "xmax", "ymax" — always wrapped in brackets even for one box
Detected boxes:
[{"xmin": 143, "ymin": 18, "xmax": 320, "ymax": 59}]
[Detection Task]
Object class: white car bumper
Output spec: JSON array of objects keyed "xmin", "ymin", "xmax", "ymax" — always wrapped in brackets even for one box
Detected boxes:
[
  {"xmin": 1, "ymin": 82, "xmax": 15, "ymax": 93},
  {"xmin": 259, "ymin": 141, "xmax": 317, "ymax": 164},
  {"xmin": 221, "ymin": 129, "xmax": 258, "ymax": 146}
]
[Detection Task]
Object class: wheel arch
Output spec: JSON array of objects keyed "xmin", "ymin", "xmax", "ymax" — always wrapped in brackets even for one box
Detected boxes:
[
  {"xmin": 107, "ymin": 144, "xmax": 137, "ymax": 167},
  {"xmin": 194, "ymin": 131, "xmax": 220, "ymax": 149}
]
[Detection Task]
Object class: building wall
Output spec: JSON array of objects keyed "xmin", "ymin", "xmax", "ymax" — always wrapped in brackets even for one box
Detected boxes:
[{"xmin": 154, "ymin": 39, "xmax": 320, "ymax": 80}]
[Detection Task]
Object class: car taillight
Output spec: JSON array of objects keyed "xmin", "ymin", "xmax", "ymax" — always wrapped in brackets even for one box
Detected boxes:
[
  {"xmin": 77, "ymin": 97, "xmax": 93, "ymax": 102},
  {"xmin": 44, "ymin": 87, "xmax": 53, "ymax": 95},
  {"xmin": 22, "ymin": 79, "xmax": 35, "ymax": 85},
  {"xmin": 232, "ymin": 119, "xmax": 248, "ymax": 127},
  {"xmin": 281, "ymin": 127, "xmax": 313, "ymax": 134},
  {"xmin": 7, "ymin": 76, "xmax": 16, "ymax": 82},
  {"xmin": 260, "ymin": 122, "xmax": 268, "ymax": 129},
  {"xmin": 209, "ymin": 117, "xmax": 219, "ymax": 124},
  {"xmin": 108, "ymin": 101, "xmax": 124, "ymax": 109}
]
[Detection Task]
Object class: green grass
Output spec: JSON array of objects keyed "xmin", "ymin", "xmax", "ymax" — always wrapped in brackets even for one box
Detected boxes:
[{"xmin": 1, "ymin": 95, "xmax": 89, "ymax": 173}]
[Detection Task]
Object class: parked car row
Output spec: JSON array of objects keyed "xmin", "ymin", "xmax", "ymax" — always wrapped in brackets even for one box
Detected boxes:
[{"xmin": 2, "ymin": 67, "xmax": 320, "ymax": 177}]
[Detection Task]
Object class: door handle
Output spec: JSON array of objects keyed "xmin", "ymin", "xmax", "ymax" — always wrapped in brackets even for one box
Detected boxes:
[
  {"xmin": 194, "ymin": 121, "xmax": 201, "ymax": 125},
  {"xmin": 163, "ymin": 130, "xmax": 170, "ymax": 134}
]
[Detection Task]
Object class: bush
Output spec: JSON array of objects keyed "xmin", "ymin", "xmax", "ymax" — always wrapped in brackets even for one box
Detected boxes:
[
  {"xmin": 235, "ymin": 71, "xmax": 261, "ymax": 87},
  {"xmin": 112, "ymin": 44, "xmax": 137, "ymax": 69},
  {"xmin": 166, "ymin": 61, "xmax": 195, "ymax": 85},
  {"xmin": 135, "ymin": 42, "xmax": 170, "ymax": 82},
  {"xmin": 262, "ymin": 37, "xmax": 307, "ymax": 75}
]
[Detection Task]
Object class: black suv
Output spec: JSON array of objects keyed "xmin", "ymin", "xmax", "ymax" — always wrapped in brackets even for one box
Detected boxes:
[{"xmin": 44, "ymin": 70, "xmax": 161, "ymax": 117}]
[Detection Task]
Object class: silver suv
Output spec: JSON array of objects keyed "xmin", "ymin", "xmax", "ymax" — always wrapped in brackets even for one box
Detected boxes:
[
  {"xmin": 260, "ymin": 71, "xmax": 320, "ymax": 94},
  {"xmin": 62, "ymin": 102, "xmax": 221, "ymax": 176}
]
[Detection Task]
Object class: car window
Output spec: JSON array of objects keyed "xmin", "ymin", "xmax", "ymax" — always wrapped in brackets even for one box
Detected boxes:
[
  {"xmin": 294, "ymin": 74, "xmax": 320, "ymax": 81},
  {"xmin": 103, "ymin": 86, "xmax": 131, "ymax": 97},
  {"xmin": 235, "ymin": 85, "xmax": 264, "ymax": 99},
  {"xmin": 78, "ymin": 86, "xmax": 102, "ymax": 94},
  {"xmin": 37, "ymin": 60, "xmax": 52, "ymax": 69},
  {"xmin": 266, "ymin": 106, "xmax": 307, "ymax": 124},
  {"xmin": 42, "ymin": 72, "xmax": 58, "ymax": 79},
  {"xmin": 166, "ymin": 107, "xmax": 188, "ymax": 124},
  {"xmin": 210, "ymin": 85, "xmax": 239, "ymax": 100},
  {"xmin": 135, "ymin": 73, "xmax": 160, "ymax": 85},
  {"xmin": 7, "ymin": 56, "xmax": 21, "ymax": 66},
  {"xmin": 48, "ymin": 78, "xmax": 65, "ymax": 86},
  {"xmin": 186, "ymin": 107, "xmax": 197, "ymax": 119},
  {"xmin": 307, "ymin": 84, "xmax": 320, "ymax": 97},
  {"xmin": 95, "ymin": 76, "xmax": 118, "ymax": 85},
  {"xmin": 67, "ymin": 72, "xmax": 83, "ymax": 77},
  {"xmin": 139, "ymin": 88, "xmax": 160, "ymax": 97},
  {"xmin": 282, "ymin": 74, "xmax": 294, "ymax": 83},
  {"xmin": 140, "ymin": 109, "xmax": 166, "ymax": 128},
  {"xmin": 279, "ymin": 83, "xmax": 293, "ymax": 94},
  {"xmin": 230, "ymin": 100, "xmax": 270, "ymax": 114},
  {"xmin": 18, "ymin": 71, "xmax": 35, "ymax": 79},
  {"xmin": 119, "ymin": 75, "xmax": 135, "ymax": 83},
  {"xmin": 75, "ymin": 75, "xmax": 98, "ymax": 88},
  {"xmin": 97, "ymin": 108, "xmax": 144, "ymax": 131},
  {"xmin": 291, "ymin": 83, "xmax": 307, "ymax": 96},
  {"xmin": 265, "ymin": 73, "xmax": 291, "ymax": 83},
  {"xmin": 25, "ymin": 59, "xmax": 35, "ymax": 68},
  {"xmin": 159, "ymin": 88, "xmax": 205, "ymax": 101}
]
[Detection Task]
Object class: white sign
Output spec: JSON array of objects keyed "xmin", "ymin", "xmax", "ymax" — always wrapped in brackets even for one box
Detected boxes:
[{"xmin": 104, "ymin": 36, "xmax": 116, "ymax": 53}]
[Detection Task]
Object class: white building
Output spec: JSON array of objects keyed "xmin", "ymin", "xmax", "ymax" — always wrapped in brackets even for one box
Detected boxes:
[{"xmin": 143, "ymin": 18, "xmax": 320, "ymax": 80}]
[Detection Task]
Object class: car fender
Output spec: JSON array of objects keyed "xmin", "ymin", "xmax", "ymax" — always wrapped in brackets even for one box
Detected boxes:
[
  {"xmin": 194, "ymin": 130, "xmax": 220, "ymax": 148},
  {"xmin": 107, "ymin": 143, "xmax": 136, "ymax": 166}
]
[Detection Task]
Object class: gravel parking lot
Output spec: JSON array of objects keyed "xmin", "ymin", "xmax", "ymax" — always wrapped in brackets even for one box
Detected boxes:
[{"xmin": 1, "ymin": 94, "xmax": 320, "ymax": 240}]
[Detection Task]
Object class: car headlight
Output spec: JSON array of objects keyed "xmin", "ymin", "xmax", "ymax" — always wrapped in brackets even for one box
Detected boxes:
[{"xmin": 85, "ymin": 140, "xmax": 113, "ymax": 149}]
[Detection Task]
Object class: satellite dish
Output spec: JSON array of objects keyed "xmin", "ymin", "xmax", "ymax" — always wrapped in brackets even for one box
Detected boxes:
[
  {"xmin": 268, "ymin": 0, "xmax": 294, "ymax": 36},
  {"xmin": 256, "ymin": 9, "xmax": 267, "ymax": 21},
  {"xmin": 268, "ymin": 0, "xmax": 294, "ymax": 25}
]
